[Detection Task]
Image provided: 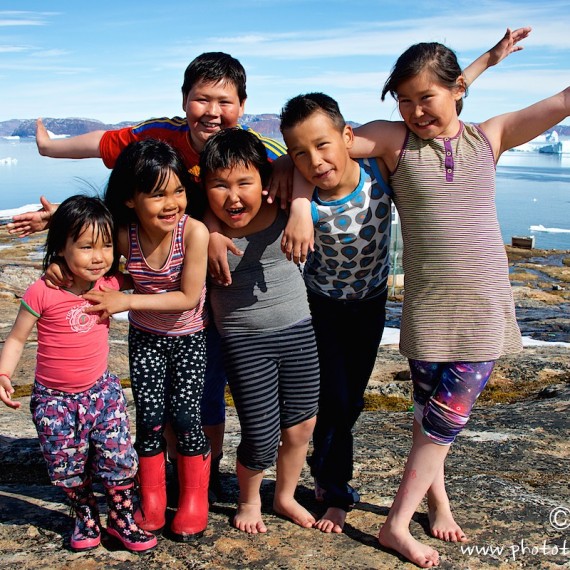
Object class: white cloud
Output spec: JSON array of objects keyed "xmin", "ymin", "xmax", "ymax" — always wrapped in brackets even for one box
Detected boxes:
[
  {"xmin": 0, "ymin": 10, "xmax": 54, "ymax": 26},
  {"xmin": 0, "ymin": 46, "xmax": 27, "ymax": 53},
  {"xmin": 0, "ymin": 19, "xmax": 44, "ymax": 26},
  {"xmin": 31, "ymin": 49, "xmax": 69, "ymax": 58},
  {"xmin": 175, "ymin": 4, "xmax": 570, "ymax": 60}
]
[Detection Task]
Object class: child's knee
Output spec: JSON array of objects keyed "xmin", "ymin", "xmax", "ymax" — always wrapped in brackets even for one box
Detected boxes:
[
  {"xmin": 283, "ymin": 416, "xmax": 316, "ymax": 446},
  {"xmin": 237, "ymin": 437, "xmax": 279, "ymax": 471},
  {"xmin": 420, "ymin": 399, "xmax": 469, "ymax": 445}
]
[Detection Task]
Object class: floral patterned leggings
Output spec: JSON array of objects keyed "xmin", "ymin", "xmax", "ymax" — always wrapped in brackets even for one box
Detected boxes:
[{"xmin": 30, "ymin": 371, "xmax": 137, "ymax": 488}]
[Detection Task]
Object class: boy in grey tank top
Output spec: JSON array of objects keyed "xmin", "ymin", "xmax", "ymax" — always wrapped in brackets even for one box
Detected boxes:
[{"xmin": 200, "ymin": 128, "xmax": 320, "ymax": 534}]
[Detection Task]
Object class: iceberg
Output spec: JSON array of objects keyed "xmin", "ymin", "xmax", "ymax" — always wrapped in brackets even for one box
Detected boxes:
[
  {"xmin": 530, "ymin": 224, "xmax": 570, "ymax": 234},
  {"xmin": 46, "ymin": 130, "xmax": 70, "ymax": 139}
]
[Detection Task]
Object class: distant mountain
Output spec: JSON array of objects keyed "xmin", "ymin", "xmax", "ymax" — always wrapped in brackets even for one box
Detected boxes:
[
  {"xmin": 240, "ymin": 113, "xmax": 360, "ymax": 141},
  {"xmin": 2, "ymin": 118, "xmax": 137, "ymax": 138},
  {"xmin": 0, "ymin": 114, "xmax": 363, "ymax": 141},
  {"xmin": 1, "ymin": 116, "xmax": 284, "ymax": 139},
  {"xmin": 2, "ymin": 116, "xmax": 568, "ymax": 140},
  {"xmin": 241, "ymin": 114, "xmax": 282, "ymax": 140}
]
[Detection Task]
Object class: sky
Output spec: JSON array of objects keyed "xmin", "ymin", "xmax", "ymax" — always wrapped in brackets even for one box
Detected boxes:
[{"xmin": 1, "ymin": 1, "xmax": 569, "ymax": 126}]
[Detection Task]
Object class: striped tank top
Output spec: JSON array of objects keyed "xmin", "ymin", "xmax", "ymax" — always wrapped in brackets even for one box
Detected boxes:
[
  {"xmin": 126, "ymin": 214, "xmax": 208, "ymax": 336},
  {"xmin": 391, "ymin": 122, "xmax": 522, "ymax": 361}
]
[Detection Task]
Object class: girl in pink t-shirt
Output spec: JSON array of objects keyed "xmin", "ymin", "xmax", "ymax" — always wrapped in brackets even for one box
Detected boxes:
[{"xmin": 0, "ymin": 195, "xmax": 157, "ymax": 554}]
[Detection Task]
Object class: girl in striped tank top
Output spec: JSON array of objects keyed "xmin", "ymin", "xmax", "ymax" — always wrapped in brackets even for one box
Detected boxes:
[
  {"xmin": 349, "ymin": 35, "xmax": 570, "ymax": 568},
  {"xmin": 82, "ymin": 139, "xmax": 211, "ymax": 541}
]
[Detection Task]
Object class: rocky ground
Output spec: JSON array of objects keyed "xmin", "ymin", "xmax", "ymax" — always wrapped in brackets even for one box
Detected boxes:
[{"xmin": 0, "ymin": 231, "xmax": 569, "ymax": 569}]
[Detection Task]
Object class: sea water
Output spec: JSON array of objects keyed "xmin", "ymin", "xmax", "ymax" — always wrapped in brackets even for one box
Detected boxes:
[{"xmin": 1, "ymin": 138, "xmax": 569, "ymax": 250}]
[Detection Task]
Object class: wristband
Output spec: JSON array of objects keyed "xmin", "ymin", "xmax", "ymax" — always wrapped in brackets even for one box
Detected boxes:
[{"xmin": 0, "ymin": 373, "xmax": 11, "ymax": 381}]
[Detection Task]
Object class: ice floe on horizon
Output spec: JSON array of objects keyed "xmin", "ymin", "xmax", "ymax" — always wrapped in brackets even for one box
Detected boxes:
[
  {"xmin": 0, "ymin": 204, "xmax": 41, "ymax": 222},
  {"xmin": 530, "ymin": 224, "xmax": 570, "ymax": 234}
]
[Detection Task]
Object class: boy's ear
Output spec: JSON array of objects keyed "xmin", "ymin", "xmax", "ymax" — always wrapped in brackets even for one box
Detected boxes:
[
  {"xmin": 125, "ymin": 199, "xmax": 135, "ymax": 209},
  {"xmin": 182, "ymin": 94, "xmax": 188, "ymax": 112},
  {"xmin": 238, "ymin": 97, "xmax": 246, "ymax": 119},
  {"xmin": 344, "ymin": 125, "xmax": 355, "ymax": 149}
]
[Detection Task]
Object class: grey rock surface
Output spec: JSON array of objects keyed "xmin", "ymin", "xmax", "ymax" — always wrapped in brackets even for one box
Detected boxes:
[{"xmin": 0, "ymin": 234, "xmax": 569, "ymax": 569}]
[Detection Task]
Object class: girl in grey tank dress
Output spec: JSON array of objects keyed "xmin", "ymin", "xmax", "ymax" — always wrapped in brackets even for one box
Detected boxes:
[{"xmin": 350, "ymin": 38, "xmax": 570, "ymax": 567}]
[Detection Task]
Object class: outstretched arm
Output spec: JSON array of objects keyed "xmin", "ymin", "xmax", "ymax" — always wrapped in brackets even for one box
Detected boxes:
[
  {"xmin": 481, "ymin": 86, "xmax": 570, "ymax": 159},
  {"xmin": 463, "ymin": 27, "xmax": 531, "ymax": 87},
  {"xmin": 0, "ymin": 307, "xmax": 37, "ymax": 409},
  {"xmin": 7, "ymin": 196, "xmax": 57, "ymax": 237},
  {"xmin": 36, "ymin": 118, "xmax": 104, "ymax": 158}
]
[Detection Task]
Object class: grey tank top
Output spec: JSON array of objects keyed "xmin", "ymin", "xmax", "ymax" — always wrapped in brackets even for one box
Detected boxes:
[
  {"xmin": 208, "ymin": 209, "xmax": 310, "ymax": 336},
  {"xmin": 391, "ymin": 123, "xmax": 522, "ymax": 361}
]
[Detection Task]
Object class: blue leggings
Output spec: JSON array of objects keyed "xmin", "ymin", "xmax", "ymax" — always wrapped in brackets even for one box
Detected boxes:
[
  {"xmin": 307, "ymin": 287, "xmax": 387, "ymax": 509},
  {"xmin": 200, "ymin": 324, "xmax": 227, "ymax": 426},
  {"xmin": 410, "ymin": 359, "xmax": 495, "ymax": 445}
]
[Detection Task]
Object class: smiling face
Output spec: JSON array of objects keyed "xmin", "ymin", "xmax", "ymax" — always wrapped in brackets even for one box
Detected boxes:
[
  {"xmin": 396, "ymin": 70, "xmax": 464, "ymax": 140},
  {"xmin": 204, "ymin": 162, "xmax": 264, "ymax": 230},
  {"xmin": 59, "ymin": 223, "xmax": 114, "ymax": 291},
  {"xmin": 283, "ymin": 111, "xmax": 358, "ymax": 199},
  {"xmin": 182, "ymin": 79, "xmax": 245, "ymax": 152},
  {"xmin": 126, "ymin": 170, "xmax": 187, "ymax": 235}
]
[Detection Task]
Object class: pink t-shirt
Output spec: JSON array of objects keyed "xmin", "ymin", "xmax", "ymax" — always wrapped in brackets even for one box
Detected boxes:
[{"xmin": 22, "ymin": 275, "xmax": 122, "ymax": 392}]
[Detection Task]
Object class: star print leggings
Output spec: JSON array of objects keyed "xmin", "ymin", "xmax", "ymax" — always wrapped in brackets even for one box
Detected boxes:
[
  {"xmin": 128, "ymin": 326, "xmax": 208, "ymax": 457},
  {"xmin": 410, "ymin": 359, "xmax": 495, "ymax": 445}
]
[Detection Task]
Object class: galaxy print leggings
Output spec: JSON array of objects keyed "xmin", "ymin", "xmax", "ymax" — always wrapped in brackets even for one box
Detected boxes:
[
  {"xmin": 128, "ymin": 326, "xmax": 208, "ymax": 457},
  {"xmin": 410, "ymin": 359, "xmax": 495, "ymax": 445}
]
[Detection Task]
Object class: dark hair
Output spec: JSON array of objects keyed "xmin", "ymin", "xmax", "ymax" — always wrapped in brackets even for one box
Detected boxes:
[
  {"xmin": 181, "ymin": 52, "xmax": 247, "ymax": 103},
  {"xmin": 279, "ymin": 92, "xmax": 346, "ymax": 134},
  {"xmin": 104, "ymin": 138, "xmax": 204, "ymax": 227},
  {"xmin": 43, "ymin": 194, "xmax": 117, "ymax": 274},
  {"xmin": 199, "ymin": 128, "xmax": 272, "ymax": 188},
  {"xmin": 381, "ymin": 42, "xmax": 466, "ymax": 115}
]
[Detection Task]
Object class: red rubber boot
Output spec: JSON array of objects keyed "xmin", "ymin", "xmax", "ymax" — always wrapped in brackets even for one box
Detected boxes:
[
  {"xmin": 134, "ymin": 451, "xmax": 166, "ymax": 533},
  {"xmin": 170, "ymin": 450, "xmax": 211, "ymax": 541}
]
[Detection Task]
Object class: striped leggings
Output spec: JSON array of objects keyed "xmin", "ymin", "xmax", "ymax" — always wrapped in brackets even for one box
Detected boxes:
[{"xmin": 221, "ymin": 319, "xmax": 320, "ymax": 470}]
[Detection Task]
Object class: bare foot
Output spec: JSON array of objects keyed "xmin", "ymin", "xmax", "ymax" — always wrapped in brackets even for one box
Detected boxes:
[
  {"xmin": 378, "ymin": 523, "xmax": 440, "ymax": 568},
  {"xmin": 428, "ymin": 500, "xmax": 467, "ymax": 542},
  {"xmin": 313, "ymin": 507, "xmax": 346, "ymax": 533},
  {"xmin": 233, "ymin": 502, "xmax": 267, "ymax": 534},
  {"xmin": 273, "ymin": 496, "xmax": 315, "ymax": 528}
]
